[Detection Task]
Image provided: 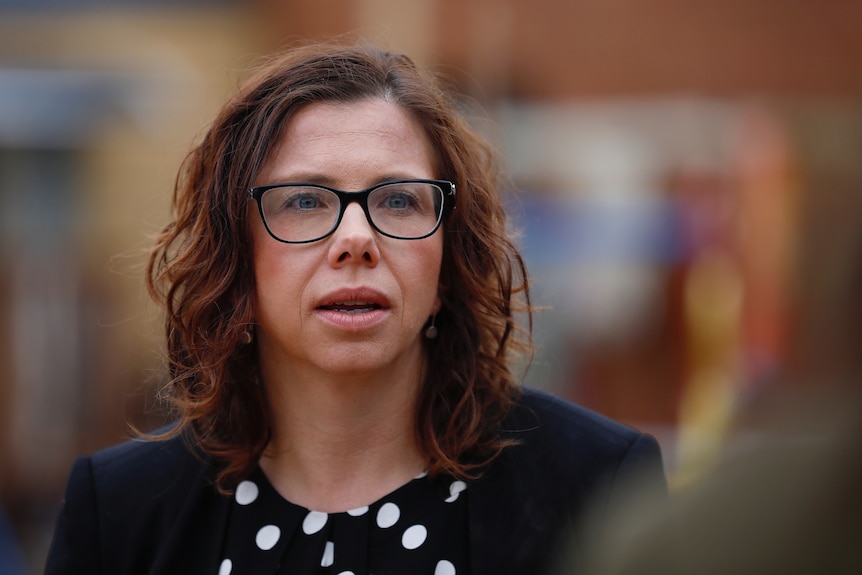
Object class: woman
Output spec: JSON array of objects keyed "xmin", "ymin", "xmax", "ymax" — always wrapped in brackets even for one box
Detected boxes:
[{"xmin": 46, "ymin": 41, "xmax": 665, "ymax": 575}]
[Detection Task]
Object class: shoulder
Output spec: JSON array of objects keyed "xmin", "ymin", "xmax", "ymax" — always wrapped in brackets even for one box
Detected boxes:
[
  {"xmin": 508, "ymin": 386, "xmax": 654, "ymax": 453},
  {"xmin": 46, "ymin": 431, "xmax": 221, "ymax": 575},
  {"xmin": 64, "ymin": 430, "xmax": 215, "ymax": 529},
  {"xmin": 466, "ymin": 387, "xmax": 666, "ymax": 574},
  {"xmin": 86, "ymin": 431, "xmax": 208, "ymax": 499},
  {"xmin": 499, "ymin": 386, "xmax": 665, "ymax": 491},
  {"xmin": 78, "ymin": 430, "xmax": 222, "ymax": 538}
]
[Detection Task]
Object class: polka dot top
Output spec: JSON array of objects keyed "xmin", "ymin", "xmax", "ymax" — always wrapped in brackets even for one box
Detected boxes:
[{"xmin": 217, "ymin": 467, "xmax": 470, "ymax": 575}]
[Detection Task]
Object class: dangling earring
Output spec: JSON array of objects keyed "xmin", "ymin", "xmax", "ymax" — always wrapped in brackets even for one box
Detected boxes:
[
  {"xmin": 424, "ymin": 315, "xmax": 438, "ymax": 340},
  {"xmin": 241, "ymin": 328, "xmax": 253, "ymax": 345}
]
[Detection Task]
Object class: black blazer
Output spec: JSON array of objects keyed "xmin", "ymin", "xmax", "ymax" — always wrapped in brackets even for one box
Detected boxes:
[{"xmin": 45, "ymin": 388, "xmax": 665, "ymax": 575}]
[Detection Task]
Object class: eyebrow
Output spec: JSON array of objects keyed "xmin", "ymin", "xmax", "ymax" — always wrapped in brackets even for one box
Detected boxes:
[
  {"xmin": 259, "ymin": 173, "xmax": 427, "ymax": 189},
  {"xmin": 258, "ymin": 172, "xmax": 332, "ymax": 186}
]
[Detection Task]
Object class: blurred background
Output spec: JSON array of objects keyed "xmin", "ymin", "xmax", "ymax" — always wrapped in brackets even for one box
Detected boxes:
[{"xmin": 1, "ymin": 0, "xmax": 861, "ymax": 572}]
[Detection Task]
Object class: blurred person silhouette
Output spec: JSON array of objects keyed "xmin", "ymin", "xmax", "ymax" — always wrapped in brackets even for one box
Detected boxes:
[
  {"xmin": 45, "ymin": 40, "xmax": 665, "ymax": 575},
  {"xmin": 558, "ymin": 239, "xmax": 862, "ymax": 575},
  {"xmin": 562, "ymin": 383, "xmax": 862, "ymax": 575},
  {"xmin": 0, "ymin": 505, "xmax": 27, "ymax": 575}
]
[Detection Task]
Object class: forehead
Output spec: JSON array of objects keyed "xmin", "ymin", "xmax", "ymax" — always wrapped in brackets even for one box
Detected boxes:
[{"xmin": 257, "ymin": 98, "xmax": 438, "ymax": 187}]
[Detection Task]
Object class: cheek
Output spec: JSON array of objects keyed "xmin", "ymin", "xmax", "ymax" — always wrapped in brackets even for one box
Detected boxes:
[
  {"xmin": 409, "ymin": 240, "xmax": 444, "ymax": 307},
  {"xmin": 250, "ymin": 232, "xmax": 303, "ymax": 312},
  {"xmin": 253, "ymin": 247, "xmax": 311, "ymax": 297},
  {"xmin": 249, "ymin": 217, "xmax": 273, "ymax": 283}
]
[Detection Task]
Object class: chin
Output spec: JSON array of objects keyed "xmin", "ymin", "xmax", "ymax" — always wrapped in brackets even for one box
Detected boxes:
[
  {"xmin": 317, "ymin": 343, "xmax": 421, "ymax": 379},
  {"xmin": 320, "ymin": 355, "xmax": 390, "ymax": 377}
]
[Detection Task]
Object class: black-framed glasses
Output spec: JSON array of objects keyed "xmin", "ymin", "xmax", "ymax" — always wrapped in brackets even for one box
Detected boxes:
[{"xmin": 249, "ymin": 179, "xmax": 456, "ymax": 243}]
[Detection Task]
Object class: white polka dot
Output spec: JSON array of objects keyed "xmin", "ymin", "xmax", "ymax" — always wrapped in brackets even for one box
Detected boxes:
[
  {"xmin": 255, "ymin": 525, "xmax": 281, "ymax": 550},
  {"xmin": 376, "ymin": 502, "xmax": 400, "ymax": 528},
  {"xmin": 235, "ymin": 481, "xmax": 259, "ymax": 505},
  {"xmin": 435, "ymin": 559, "xmax": 456, "ymax": 575},
  {"xmin": 347, "ymin": 505, "xmax": 368, "ymax": 516},
  {"xmin": 401, "ymin": 524, "xmax": 427, "ymax": 550},
  {"xmin": 445, "ymin": 480, "xmax": 467, "ymax": 503},
  {"xmin": 302, "ymin": 510, "xmax": 328, "ymax": 535},
  {"xmin": 321, "ymin": 541, "xmax": 335, "ymax": 567},
  {"xmin": 218, "ymin": 558, "xmax": 232, "ymax": 575},
  {"xmin": 414, "ymin": 470, "xmax": 428, "ymax": 479},
  {"xmin": 336, "ymin": 572, "xmax": 355, "ymax": 575}
]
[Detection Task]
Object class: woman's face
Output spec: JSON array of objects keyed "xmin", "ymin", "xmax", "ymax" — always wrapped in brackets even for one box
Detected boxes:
[{"xmin": 250, "ymin": 98, "xmax": 443, "ymax": 381}]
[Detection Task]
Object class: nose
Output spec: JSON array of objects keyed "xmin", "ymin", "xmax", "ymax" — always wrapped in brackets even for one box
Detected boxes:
[{"xmin": 327, "ymin": 202, "xmax": 380, "ymax": 267}]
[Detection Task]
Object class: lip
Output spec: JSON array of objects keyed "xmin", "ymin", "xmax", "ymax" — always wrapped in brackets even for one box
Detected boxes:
[{"xmin": 314, "ymin": 287, "xmax": 391, "ymax": 330}]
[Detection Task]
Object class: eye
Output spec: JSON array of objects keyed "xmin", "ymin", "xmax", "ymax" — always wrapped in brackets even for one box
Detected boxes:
[
  {"xmin": 383, "ymin": 192, "xmax": 412, "ymax": 210},
  {"xmin": 375, "ymin": 188, "xmax": 420, "ymax": 212},
  {"xmin": 280, "ymin": 188, "xmax": 331, "ymax": 211},
  {"xmin": 294, "ymin": 195, "xmax": 319, "ymax": 209}
]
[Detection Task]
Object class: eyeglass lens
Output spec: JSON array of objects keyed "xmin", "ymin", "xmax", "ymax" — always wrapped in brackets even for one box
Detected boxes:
[{"xmin": 259, "ymin": 181, "xmax": 444, "ymax": 242}]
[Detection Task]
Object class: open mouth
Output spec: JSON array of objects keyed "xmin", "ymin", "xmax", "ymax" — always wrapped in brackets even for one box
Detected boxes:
[{"xmin": 318, "ymin": 301, "xmax": 383, "ymax": 314}]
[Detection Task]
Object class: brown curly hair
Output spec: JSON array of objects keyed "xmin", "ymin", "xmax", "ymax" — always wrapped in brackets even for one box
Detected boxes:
[{"xmin": 146, "ymin": 40, "xmax": 532, "ymax": 491}]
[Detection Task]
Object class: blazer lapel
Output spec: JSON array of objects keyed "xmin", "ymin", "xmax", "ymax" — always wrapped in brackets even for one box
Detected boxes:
[
  {"xmin": 467, "ymin": 392, "xmax": 578, "ymax": 575},
  {"xmin": 145, "ymin": 450, "xmax": 232, "ymax": 575},
  {"xmin": 468, "ymin": 439, "xmax": 562, "ymax": 575}
]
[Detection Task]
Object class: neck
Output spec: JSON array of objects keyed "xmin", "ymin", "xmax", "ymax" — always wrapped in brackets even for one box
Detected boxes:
[{"xmin": 259, "ymin": 354, "xmax": 427, "ymax": 512}]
